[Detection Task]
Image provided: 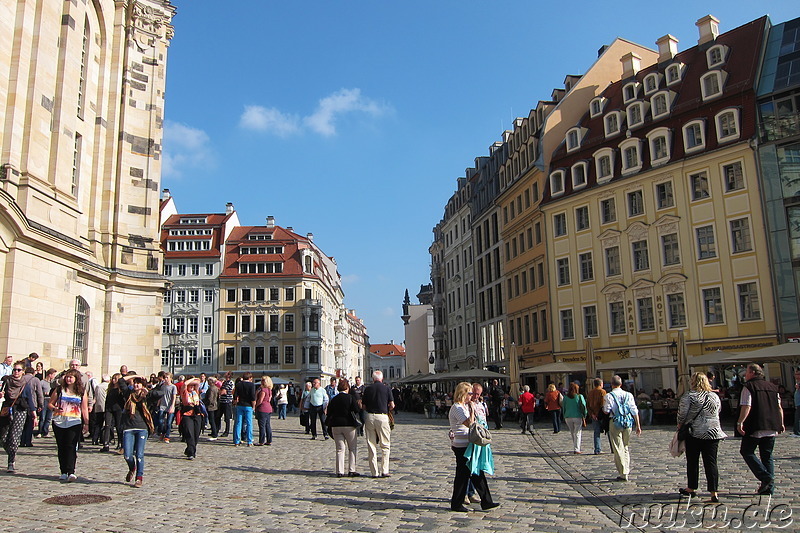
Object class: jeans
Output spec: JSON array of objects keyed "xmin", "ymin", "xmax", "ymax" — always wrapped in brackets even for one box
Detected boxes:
[
  {"xmin": 277, "ymin": 404, "xmax": 287, "ymax": 420},
  {"xmin": 219, "ymin": 403, "xmax": 232, "ymax": 435},
  {"xmin": 123, "ymin": 429, "xmax": 148, "ymax": 478},
  {"xmin": 451, "ymin": 446, "xmax": 495, "ymax": 510},
  {"xmin": 37, "ymin": 406, "xmax": 53, "ymax": 437},
  {"xmin": 233, "ymin": 405, "xmax": 253, "ymax": 445},
  {"xmin": 256, "ymin": 411, "xmax": 272, "ymax": 444},
  {"xmin": 740, "ymin": 435, "xmax": 775, "ymax": 488},
  {"xmin": 549, "ymin": 409, "xmax": 562, "ymax": 432},
  {"xmin": 591, "ymin": 417, "xmax": 603, "ymax": 454},
  {"xmin": 686, "ymin": 436, "xmax": 720, "ymax": 492},
  {"xmin": 161, "ymin": 411, "xmax": 175, "ymax": 439},
  {"xmin": 207, "ymin": 409, "xmax": 218, "ymax": 437},
  {"xmin": 53, "ymin": 423, "xmax": 82, "ymax": 475},
  {"xmin": 490, "ymin": 404, "xmax": 503, "ymax": 429},
  {"xmin": 103, "ymin": 409, "xmax": 123, "ymax": 448}
]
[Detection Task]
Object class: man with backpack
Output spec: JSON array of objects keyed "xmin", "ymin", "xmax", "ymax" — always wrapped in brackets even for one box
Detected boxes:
[{"xmin": 602, "ymin": 375, "xmax": 641, "ymax": 481}]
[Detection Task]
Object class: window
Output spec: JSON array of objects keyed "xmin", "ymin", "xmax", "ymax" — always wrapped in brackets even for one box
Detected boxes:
[
  {"xmin": 632, "ymin": 240, "xmax": 650, "ymax": 271},
  {"xmin": 270, "ymin": 288, "xmax": 279, "ymax": 301},
  {"xmin": 560, "ymin": 309, "xmax": 575, "ymax": 340},
  {"xmin": 605, "ymin": 112, "xmax": 621, "ymax": 137},
  {"xmin": 241, "ymin": 288, "xmax": 251, "ymax": 302},
  {"xmin": 566, "ymin": 128, "xmax": 582, "ymax": 151},
  {"xmin": 696, "ymin": 225, "xmax": 717, "ymax": 259},
  {"xmin": 173, "ymin": 349, "xmax": 184, "ymax": 367},
  {"xmin": 668, "ymin": 293, "xmax": 687, "ymax": 328},
  {"xmin": 205, "ymin": 264, "xmax": 214, "ymax": 276},
  {"xmin": 690, "ymin": 171, "xmax": 710, "ymax": 200},
  {"xmin": 175, "ymin": 290, "xmax": 186, "ymax": 303},
  {"xmin": 623, "ymin": 82, "xmax": 638, "ymax": 103},
  {"xmin": 226, "ymin": 315, "xmax": 235, "ymax": 333},
  {"xmin": 556, "ymin": 258, "xmax": 571, "ymax": 286},
  {"xmin": 730, "ymin": 218, "xmax": 752, "ymax": 253},
  {"xmin": 161, "ymin": 317, "xmax": 170, "ymax": 335},
  {"xmin": 707, "ymin": 44, "xmax": 726, "ymax": 67},
  {"xmin": 620, "ymin": 140, "xmax": 642, "ymax": 175},
  {"xmin": 553, "ymin": 213, "xmax": 567, "ymax": 237},
  {"xmin": 572, "ymin": 162, "xmax": 588, "ymax": 189},
  {"xmin": 284, "ymin": 346, "xmax": 294, "ymax": 364},
  {"xmin": 164, "ymin": 291, "xmax": 171, "ymax": 304},
  {"xmin": 648, "ymin": 128, "xmax": 671, "ymax": 165},
  {"xmin": 683, "ymin": 121, "xmax": 705, "ymax": 152},
  {"xmin": 626, "ymin": 103, "xmax": 644, "ymax": 127},
  {"xmin": 579, "ymin": 252, "xmax": 594, "ymax": 281},
  {"xmin": 600, "ymin": 198, "xmax": 616, "ymax": 223},
  {"xmin": 610, "ymin": 302, "xmax": 625, "ymax": 334},
  {"xmin": 203, "ymin": 317, "xmax": 212, "ymax": 334},
  {"xmin": 173, "ymin": 317, "xmax": 185, "ymax": 334},
  {"xmin": 187, "ymin": 348, "xmax": 198, "ymax": 366},
  {"xmin": 651, "ymin": 92, "xmax": 670, "ymax": 118},
  {"xmin": 285, "ymin": 287, "xmax": 295, "ymax": 300},
  {"xmin": 596, "ymin": 151, "xmax": 613, "ymax": 182},
  {"xmin": 256, "ymin": 288, "xmax": 265, "ymax": 301},
  {"xmin": 715, "ymin": 109, "xmax": 740, "ymax": 142},
  {"xmin": 309, "ymin": 346, "xmax": 319, "ymax": 364},
  {"xmin": 269, "ymin": 346, "xmax": 279, "ymax": 364},
  {"xmin": 723, "ymin": 161, "xmax": 744, "ymax": 191},
  {"xmin": 178, "ymin": 264, "xmax": 186, "ymax": 276},
  {"xmin": 627, "ymin": 190, "xmax": 644, "ymax": 217},
  {"xmin": 637, "ymin": 297, "xmax": 655, "ymax": 331},
  {"xmin": 225, "ymin": 347, "xmax": 235, "ymax": 366},
  {"xmin": 644, "ymin": 73, "xmax": 660, "ymax": 94},
  {"xmin": 656, "ymin": 181, "xmax": 674, "ymax": 208},
  {"xmin": 738, "ymin": 282, "xmax": 761, "ymax": 320},
  {"xmin": 255, "ymin": 315, "xmax": 265, "ymax": 332},
  {"xmin": 575, "ymin": 206, "xmax": 590, "ymax": 231},
  {"xmin": 188, "ymin": 317, "xmax": 198, "ymax": 334},
  {"xmin": 240, "ymin": 346, "xmax": 250, "ymax": 365},
  {"xmin": 161, "ymin": 349, "xmax": 170, "ymax": 367},
  {"xmin": 269, "ymin": 314, "xmax": 279, "ymax": 332},
  {"xmin": 71, "ymin": 133, "xmax": 82, "ymax": 196},
  {"xmin": 590, "ymin": 97, "xmax": 605, "ymax": 117},
  {"xmin": 241, "ymin": 315, "xmax": 251, "ymax": 332},
  {"xmin": 284, "ymin": 314, "xmax": 294, "ymax": 332},
  {"xmin": 202, "ymin": 349, "xmax": 212, "ymax": 366},
  {"xmin": 191, "ymin": 264, "xmax": 200, "ymax": 276},
  {"xmin": 584, "ymin": 306, "xmax": 598, "ymax": 337},
  {"xmin": 226, "ymin": 289, "xmax": 236, "ymax": 302},
  {"xmin": 163, "ymin": 264, "xmax": 172, "ymax": 276},
  {"xmin": 666, "ymin": 63, "xmax": 683, "ymax": 85},
  {"xmin": 550, "ymin": 170, "xmax": 565, "ymax": 196},
  {"xmin": 204, "ymin": 289, "xmax": 214, "ymax": 302},
  {"xmin": 703, "ymin": 287, "xmax": 723, "ymax": 324},
  {"xmin": 662, "ymin": 233, "xmax": 680, "ymax": 265},
  {"xmin": 189, "ymin": 290, "xmax": 199, "ymax": 303},
  {"xmin": 700, "ymin": 71, "xmax": 724, "ymax": 100},
  {"xmin": 605, "ymin": 246, "xmax": 621, "ymax": 276},
  {"xmin": 309, "ymin": 313, "xmax": 319, "ymax": 332}
]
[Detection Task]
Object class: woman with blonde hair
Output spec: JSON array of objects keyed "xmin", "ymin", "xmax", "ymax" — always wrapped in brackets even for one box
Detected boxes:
[
  {"xmin": 255, "ymin": 376, "xmax": 274, "ymax": 446},
  {"xmin": 448, "ymin": 382, "xmax": 499, "ymax": 513},
  {"xmin": 677, "ymin": 372, "xmax": 726, "ymax": 502}
]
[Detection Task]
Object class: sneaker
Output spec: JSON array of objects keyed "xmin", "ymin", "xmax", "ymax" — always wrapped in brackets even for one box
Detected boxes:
[
  {"xmin": 163, "ymin": 438, "xmax": 170, "ymax": 444},
  {"xmin": 207, "ymin": 437, "xmax": 217, "ymax": 441},
  {"xmin": 67, "ymin": 474, "xmax": 77, "ymax": 483},
  {"xmin": 464, "ymin": 495, "xmax": 471, "ymax": 505},
  {"xmin": 59, "ymin": 474, "xmax": 68, "ymax": 481},
  {"xmin": 126, "ymin": 470, "xmax": 135, "ymax": 482},
  {"xmin": 134, "ymin": 477, "xmax": 143, "ymax": 488},
  {"xmin": 247, "ymin": 443, "xmax": 254, "ymax": 447},
  {"xmin": 6, "ymin": 463, "xmax": 14, "ymax": 474}
]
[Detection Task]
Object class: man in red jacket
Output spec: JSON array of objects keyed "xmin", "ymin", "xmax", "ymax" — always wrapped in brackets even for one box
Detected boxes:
[{"xmin": 518, "ymin": 385, "xmax": 536, "ymax": 436}]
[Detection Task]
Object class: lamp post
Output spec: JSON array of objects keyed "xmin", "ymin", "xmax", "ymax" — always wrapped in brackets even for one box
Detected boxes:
[
  {"xmin": 168, "ymin": 329, "xmax": 179, "ymax": 377},
  {"xmin": 670, "ymin": 340, "xmax": 678, "ymax": 362}
]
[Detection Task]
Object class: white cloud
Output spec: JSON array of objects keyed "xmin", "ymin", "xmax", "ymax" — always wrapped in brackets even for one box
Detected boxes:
[
  {"xmin": 238, "ymin": 88, "xmax": 389, "ymax": 138},
  {"xmin": 162, "ymin": 121, "xmax": 213, "ymax": 178},
  {"xmin": 239, "ymin": 105, "xmax": 300, "ymax": 136}
]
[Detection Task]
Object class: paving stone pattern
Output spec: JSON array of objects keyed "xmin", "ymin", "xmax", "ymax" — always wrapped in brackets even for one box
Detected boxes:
[{"xmin": 1, "ymin": 413, "xmax": 797, "ymax": 532}]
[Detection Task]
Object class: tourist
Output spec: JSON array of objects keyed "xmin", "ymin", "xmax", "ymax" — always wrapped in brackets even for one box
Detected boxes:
[
  {"xmin": 1, "ymin": 360, "xmax": 34, "ymax": 473},
  {"xmin": 544, "ymin": 384, "xmax": 563, "ymax": 434},
  {"xmin": 562, "ymin": 382, "xmax": 587, "ymax": 454},
  {"xmin": 307, "ymin": 378, "xmax": 329, "ymax": 440},
  {"xmin": 102, "ymin": 373, "xmax": 125, "ymax": 453},
  {"xmin": 488, "ymin": 379, "xmax": 504, "ymax": 430},
  {"xmin": 205, "ymin": 377, "xmax": 219, "ymax": 440},
  {"xmin": 49, "ymin": 368, "xmax": 89, "ymax": 481},
  {"xmin": 20, "ymin": 367, "xmax": 44, "ymax": 447},
  {"xmin": 120, "ymin": 375, "xmax": 154, "ymax": 488},
  {"xmin": 275, "ymin": 384, "xmax": 288, "ymax": 420},
  {"xmin": 362, "ymin": 370, "xmax": 393, "ymax": 477},
  {"xmin": 602, "ymin": 375, "xmax": 641, "ymax": 481},
  {"xmin": 36, "ymin": 368, "xmax": 57, "ymax": 438},
  {"xmin": 255, "ymin": 376, "xmax": 274, "ymax": 446},
  {"xmin": 326, "ymin": 378, "xmax": 361, "ymax": 477},
  {"xmin": 587, "ymin": 378, "xmax": 607, "ymax": 455},
  {"xmin": 179, "ymin": 377, "xmax": 203, "ymax": 459},
  {"xmin": 218, "ymin": 372, "xmax": 234, "ymax": 437},
  {"xmin": 233, "ymin": 372, "xmax": 256, "ymax": 447},
  {"xmin": 350, "ymin": 376, "xmax": 366, "ymax": 436},
  {"xmin": 299, "ymin": 381, "xmax": 312, "ymax": 434},
  {"xmin": 518, "ymin": 385, "xmax": 535, "ymax": 436}
]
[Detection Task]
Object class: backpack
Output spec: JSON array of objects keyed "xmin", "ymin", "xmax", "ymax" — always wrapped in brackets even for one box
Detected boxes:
[{"xmin": 610, "ymin": 392, "xmax": 634, "ymax": 429}]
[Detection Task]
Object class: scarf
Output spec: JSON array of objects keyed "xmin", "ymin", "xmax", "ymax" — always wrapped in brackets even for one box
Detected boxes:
[
  {"xmin": 125, "ymin": 388, "xmax": 155, "ymax": 434},
  {"xmin": 2, "ymin": 373, "xmax": 33, "ymax": 400}
]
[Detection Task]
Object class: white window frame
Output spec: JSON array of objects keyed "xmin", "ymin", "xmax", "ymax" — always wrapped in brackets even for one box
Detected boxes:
[
  {"xmin": 594, "ymin": 148, "xmax": 615, "ymax": 184},
  {"xmin": 682, "ymin": 120, "xmax": 706, "ymax": 153},
  {"xmin": 700, "ymin": 71, "xmax": 726, "ymax": 101},
  {"xmin": 575, "ymin": 205, "xmax": 590, "ymax": 232},
  {"xmin": 619, "ymin": 138, "xmax": 642, "ymax": 176},
  {"xmin": 643, "ymin": 72, "xmax": 662, "ymax": 95},
  {"xmin": 589, "ymin": 97, "xmax": 606, "ymax": 118},
  {"xmin": 604, "ymin": 111, "xmax": 622, "ymax": 138},
  {"xmin": 736, "ymin": 281, "xmax": 762, "ymax": 322},
  {"xmin": 714, "ymin": 108, "xmax": 740, "ymax": 143},
  {"xmin": 549, "ymin": 170, "xmax": 565, "ymax": 197},
  {"xmin": 647, "ymin": 127, "xmax": 672, "ymax": 166},
  {"xmin": 650, "ymin": 91, "xmax": 673, "ymax": 119},
  {"xmin": 721, "ymin": 160, "xmax": 745, "ymax": 192},
  {"xmin": 702, "ymin": 286, "xmax": 724, "ymax": 325},
  {"xmin": 706, "ymin": 44, "xmax": 728, "ymax": 68},
  {"xmin": 566, "ymin": 127, "xmax": 584, "ymax": 152},
  {"xmin": 729, "ymin": 216, "xmax": 753, "ymax": 254},
  {"xmin": 666, "ymin": 63, "xmax": 684, "ymax": 86},
  {"xmin": 626, "ymin": 102, "xmax": 648, "ymax": 129},
  {"xmin": 622, "ymin": 82, "xmax": 639, "ymax": 104},
  {"xmin": 571, "ymin": 161, "xmax": 588, "ymax": 190}
]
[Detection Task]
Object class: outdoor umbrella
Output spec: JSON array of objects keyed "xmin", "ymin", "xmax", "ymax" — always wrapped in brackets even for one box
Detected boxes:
[
  {"xmin": 687, "ymin": 349, "xmax": 740, "ymax": 367},
  {"xmin": 596, "ymin": 357, "xmax": 675, "ymax": 370},
  {"xmin": 585, "ymin": 337, "xmax": 597, "ymax": 396},
  {"xmin": 720, "ymin": 342, "xmax": 800, "ymax": 364},
  {"xmin": 676, "ymin": 329, "xmax": 690, "ymax": 397},
  {"xmin": 448, "ymin": 368, "xmax": 507, "ymax": 381},
  {"xmin": 519, "ymin": 361, "xmax": 584, "ymax": 374}
]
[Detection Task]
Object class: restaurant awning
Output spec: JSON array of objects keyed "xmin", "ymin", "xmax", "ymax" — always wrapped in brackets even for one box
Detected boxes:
[
  {"xmin": 519, "ymin": 361, "xmax": 584, "ymax": 375},
  {"xmin": 597, "ymin": 357, "xmax": 676, "ymax": 370},
  {"xmin": 721, "ymin": 343, "xmax": 800, "ymax": 364}
]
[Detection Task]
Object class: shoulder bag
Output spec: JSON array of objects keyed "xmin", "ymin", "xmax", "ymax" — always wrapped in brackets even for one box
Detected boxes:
[
  {"xmin": 468, "ymin": 422, "xmax": 492, "ymax": 446},
  {"xmin": 677, "ymin": 398, "xmax": 701, "ymax": 442}
]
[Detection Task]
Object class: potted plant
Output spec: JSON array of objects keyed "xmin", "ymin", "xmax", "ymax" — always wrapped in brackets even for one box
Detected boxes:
[{"xmin": 637, "ymin": 399, "xmax": 653, "ymax": 426}]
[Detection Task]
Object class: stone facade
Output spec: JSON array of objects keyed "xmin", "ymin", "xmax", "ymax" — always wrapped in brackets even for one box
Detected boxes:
[{"xmin": 0, "ymin": 1, "xmax": 175, "ymax": 375}]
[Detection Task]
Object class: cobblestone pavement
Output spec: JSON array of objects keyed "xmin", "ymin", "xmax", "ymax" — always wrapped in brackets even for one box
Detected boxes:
[{"xmin": 0, "ymin": 413, "xmax": 797, "ymax": 532}]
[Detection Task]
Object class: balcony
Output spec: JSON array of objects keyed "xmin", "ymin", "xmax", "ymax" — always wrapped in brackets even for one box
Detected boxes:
[{"xmin": 299, "ymin": 298, "xmax": 322, "ymax": 307}]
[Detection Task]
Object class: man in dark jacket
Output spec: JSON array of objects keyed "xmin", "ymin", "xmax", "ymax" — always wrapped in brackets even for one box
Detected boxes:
[
  {"xmin": 736, "ymin": 363, "xmax": 784, "ymax": 495},
  {"xmin": 488, "ymin": 380, "xmax": 505, "ymax": 429}
]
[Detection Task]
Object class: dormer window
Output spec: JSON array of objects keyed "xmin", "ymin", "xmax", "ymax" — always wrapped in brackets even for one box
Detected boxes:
[
  {"xmin": 590, "ymin": 97, "xmax": 606, "ymax": 118},
  {"xmin": 593, "ymin": 147, "xmax": 615, "ymax": 184},
  {"xmin": 706, "ymin": 44, "xmax": 728, "ymax": 68},
  {"xmin": 550, "ymin": 170, "xmax": 566, "ymax": 197},
  {"xmin": 626, "ymin": 102, "xmax": 648, "ymax": 129},
  {"xmin": 619, "ymin": 138, "xmax": 642, "ymax": 176},
  {"xmin": 571, "ymin": 162, "xmax": 589, "ymax": 190},
  {"xmin": 682, "ymin": 120, "xmax": 706, "ymax": 153},
  {"xmin": 604, "ymin": 111, "xmax": 622, "ymax": 137},
  {"xmin": 623, "ymin": 82, "xmax": 639, "ymax": 103},
  {"xmin": 651, "ymin": 91, "xmax": 672, "ymax": 119},
  {"xmin": 700, "ymin": 71, "xmax": 726, "ymax": 101},
  {"xmin": 566, "ymin": 127, "xmax": 584, "ymax": 152},
  {"xmin": 647, "ymin": 127, "xmax": 672, "ymax": 166},
  {"xmin": 715, "ymin": 109, "xmax": 740, "ymax": 143},
  {"xmin": 666, "ymin": 63, "xmax": 684, "ymax": 85},
  {"xmin": 643, "ymin": 73, "xmax": 662, "ymax": 95}
]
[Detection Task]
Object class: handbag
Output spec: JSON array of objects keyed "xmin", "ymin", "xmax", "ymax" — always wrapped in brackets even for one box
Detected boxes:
[
  {"xmin": 350, "ymin": 411, "xmax": 363, "ymax": 428},
  {"xmin": 669, "ymin": 430, "xmax": 686, "ymax": 457},
  {"xmin": 0, "ymin": 391, "xmax": 20, "ymax": 418},
  {"xmin": 299, "ymin": 411, "xmax": 309, "ymax": 427},
  {"xmin": 468, "ymin": 422, "xmax": 492, "ymax": 446},
  {"xmin": 677, "ymin": 401, "xmax": 701, "ymax": 441}
]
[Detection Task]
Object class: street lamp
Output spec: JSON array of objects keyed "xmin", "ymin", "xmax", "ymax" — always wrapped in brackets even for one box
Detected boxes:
[
  {"xmin": 669, "ymin": 340, "xmax": 678, "ymax": 362},
  {"xmin": 168, "ymin": 328, "xmax": 180, "ymax": 376}
]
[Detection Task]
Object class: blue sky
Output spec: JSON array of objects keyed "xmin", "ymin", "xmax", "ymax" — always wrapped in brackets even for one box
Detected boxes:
[{"xmin": 162, "ymin": 1, "xmax": 797, "ymax": 344}]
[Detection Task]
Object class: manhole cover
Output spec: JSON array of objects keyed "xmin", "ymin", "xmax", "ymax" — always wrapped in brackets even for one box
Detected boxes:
[{"xmin": 43, "ymin": 494, "xmax": 112, "ymax": 506}]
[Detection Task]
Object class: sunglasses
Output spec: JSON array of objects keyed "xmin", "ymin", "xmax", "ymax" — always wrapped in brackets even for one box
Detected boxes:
[{"xmin": 12, "ymin": 368, "xmax": 23, "ymax": 372}]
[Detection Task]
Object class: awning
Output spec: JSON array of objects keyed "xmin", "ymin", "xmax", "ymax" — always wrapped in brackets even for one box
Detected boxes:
[
  {"xmin": 597, "ymin": 357, "xmax": 675, "ymax": 370},
  {"xmin": 519, "ymin": 361, "xmax": 584, "ymax": 375}
]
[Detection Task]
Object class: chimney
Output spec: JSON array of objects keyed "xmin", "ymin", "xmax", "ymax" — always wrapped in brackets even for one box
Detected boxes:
[
  {"xmin": 696, "ymin": 15, "xmax": 720, "ymax": 45},
  {"xmin": 266, "ymin": 216, "xmax": 275, "ymax": 228},
  {"xmin": 307, "ymin": 232, "xmax": 314, "ymax": 242},
  {"xmin": 225, "ymin": 202, "xmax": 234, "ymax": 215},
  {"xmin": 286, "ymin": 226, "xmax": 293, "ymax": 232},
  {"xmin": 597, "ymin": 44, "xmax": 610, "ymax": 58},
  {"xmin": 162, "ymin": 188, "xmax": 171, "ymax": 200},
  {"xmin": 620, "ymin": 52, "xmax": 641, "ymax": 79},
  {"xmin": 656, "ymin": 34, "xmax": 679, "ymax": 63}
]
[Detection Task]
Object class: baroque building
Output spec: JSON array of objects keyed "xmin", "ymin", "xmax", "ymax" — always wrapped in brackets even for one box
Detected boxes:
[{"xmin": 0, "ymin": 1, "xmax": 175, "ymax": 374}]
